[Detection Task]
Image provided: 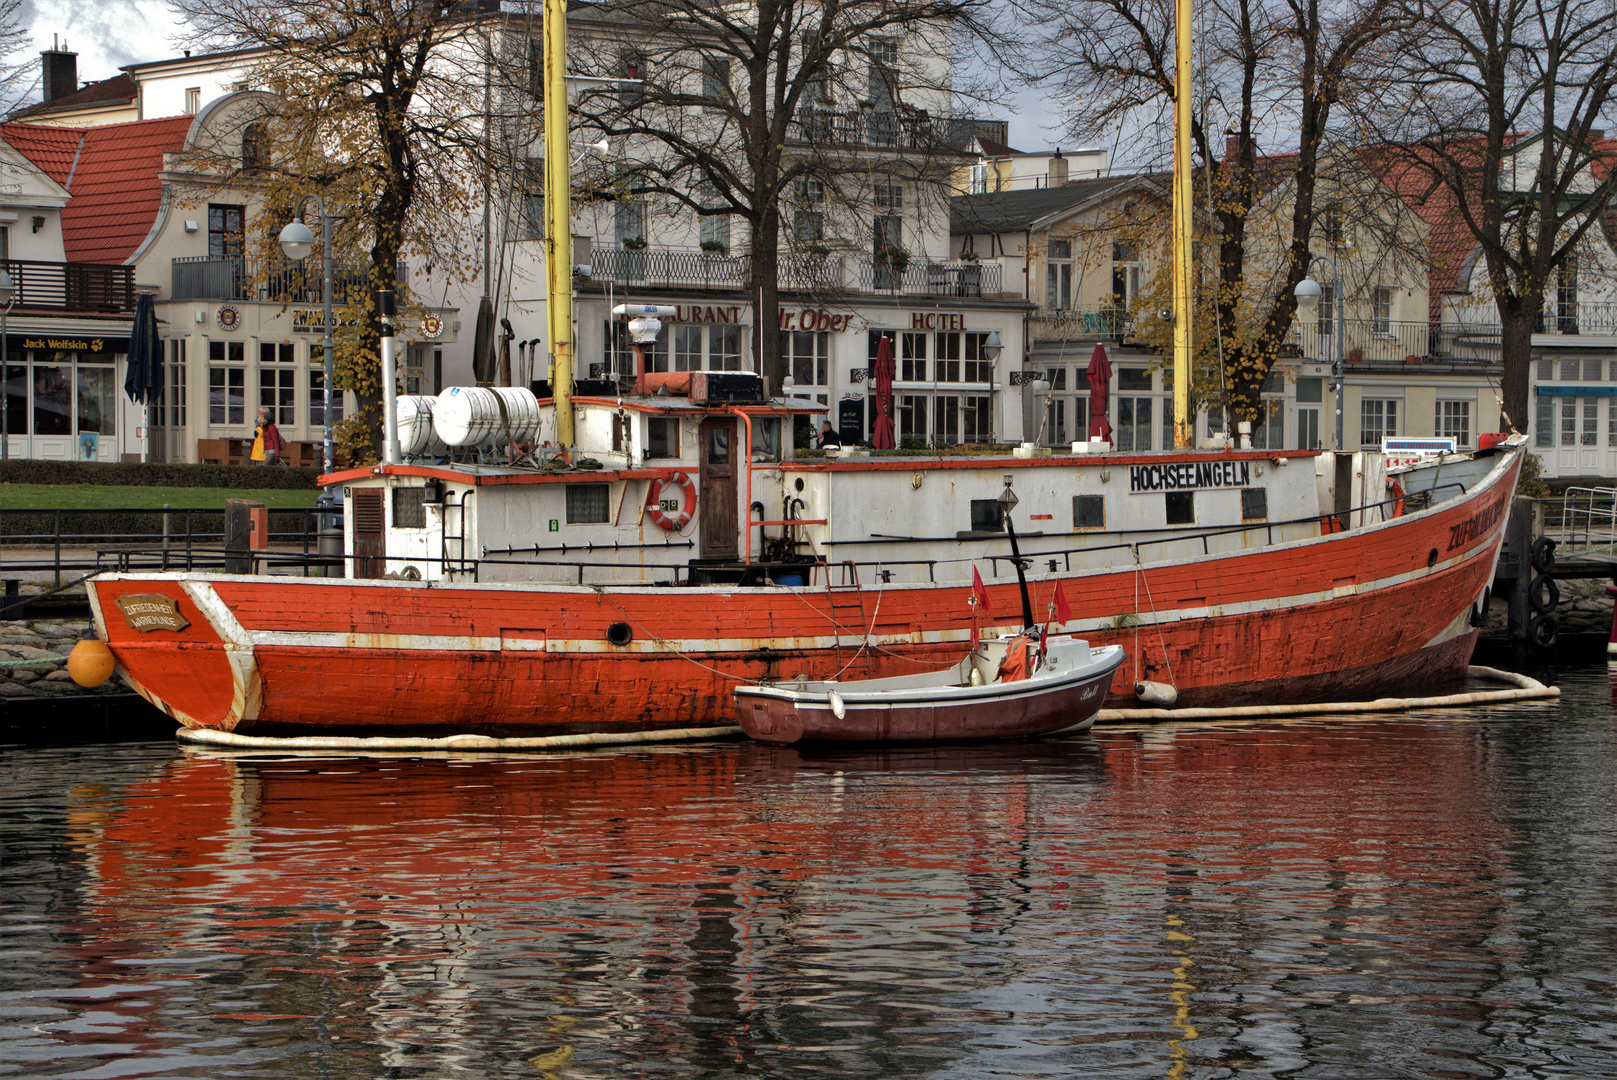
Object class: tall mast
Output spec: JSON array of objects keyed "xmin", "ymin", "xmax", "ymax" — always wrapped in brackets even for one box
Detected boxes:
[
  {"xmin": 1171, "ymin": 0, "xmax": 1193, "ymax": 447},
  {"xmin": 544, "ymin": 0, "xmax": 575, "ymax": 445}
]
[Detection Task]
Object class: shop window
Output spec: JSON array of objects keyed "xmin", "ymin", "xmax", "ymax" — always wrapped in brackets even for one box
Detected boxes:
[
  {"xmin": 783, "ymin": 330, "xmax": 828, "ymax": 387},
  {"xmin": 167, "ymin": 339, "xmax": 187, "ymax": 427},
  {"xmin": 209, "ymin": 340, "xmax": 246, "ymax": 425},
  {"xmin": 1361, "ymin": 398, "xmax": 1397, "ymax": 447},
  {"xmin": 1436, "ymin": 399, "xmax": 1471, "ymax": 447}
]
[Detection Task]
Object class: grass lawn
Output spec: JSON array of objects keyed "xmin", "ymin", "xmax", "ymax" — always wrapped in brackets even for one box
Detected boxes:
[{"xmin": 0, "ymin": 484, "xmax": 321, "ymax": 510}]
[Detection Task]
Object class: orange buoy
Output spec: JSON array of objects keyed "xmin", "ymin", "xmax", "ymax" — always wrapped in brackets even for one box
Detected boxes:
[{"xmin": 67, "ymin": 639, "xmax": 116, "ymax": 688}]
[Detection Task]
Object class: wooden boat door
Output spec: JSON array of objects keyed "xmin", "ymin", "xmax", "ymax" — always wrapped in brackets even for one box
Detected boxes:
[
  {"xmin": 352, "ymin": 487, "xmax": 386, "ymax": 579},
  {"xmin": 699, "ymin": 417, "xmax": 738, "ymax": 561}
]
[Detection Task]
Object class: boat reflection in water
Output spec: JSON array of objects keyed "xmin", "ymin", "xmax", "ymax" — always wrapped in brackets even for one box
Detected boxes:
[{"xmin": 25, "ymin": 681, "xmax": 1614, "ymax": 1077}]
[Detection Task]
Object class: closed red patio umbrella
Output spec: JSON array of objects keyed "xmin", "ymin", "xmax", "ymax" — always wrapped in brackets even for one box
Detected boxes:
[
  {"xmin": 872, "ymin": 334, "xmax": 896, "ymax": 450},
  {"xmin": 1085, "ymin": 343, "xmax": 1113, "ymax": 442}
]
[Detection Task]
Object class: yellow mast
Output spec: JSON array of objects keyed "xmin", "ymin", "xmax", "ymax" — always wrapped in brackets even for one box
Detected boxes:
[
  {"xmin": 1172, "ymin": 0, "xmax": 1193, "ymax": 447},
  {"xmin": 544, "ymin": 0, "xmax": 575, "ymax": 445}
]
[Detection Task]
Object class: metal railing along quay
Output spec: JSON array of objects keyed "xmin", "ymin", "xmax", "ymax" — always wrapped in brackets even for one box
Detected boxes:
[{"xmin": 0, "ymin": 506, "xmax": 339, "ymax": 584}]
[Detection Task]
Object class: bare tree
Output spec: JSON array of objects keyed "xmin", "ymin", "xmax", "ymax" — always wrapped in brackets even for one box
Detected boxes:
[
  {"xmin": 1352, "ymin": 0, "xmax": 1617, "ymax": 432},
  {"xmin": 1024, "ymin": 0, "xmax": 1402, "ymax": 422},
  {"xmin": 172, "ymin": 0, "xmax": 488, "ymax": 462},
  {"xmin": 559, "ymin": 0, "xmax": 1006, "ymax": 389},
  {"xmin": 0, "ymin": 1, "xmax": 41, "ymax": 115}
]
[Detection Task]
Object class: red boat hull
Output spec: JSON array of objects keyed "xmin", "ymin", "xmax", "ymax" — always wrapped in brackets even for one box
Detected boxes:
[{"xmin": 87, "ymin": 450, "xmax": 1520, "ymax": 736}]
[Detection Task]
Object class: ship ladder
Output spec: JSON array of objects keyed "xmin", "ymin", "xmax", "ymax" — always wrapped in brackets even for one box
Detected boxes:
[{"xmin": 823, "ymin": 560, "xmax": 871, "ymax": 676}]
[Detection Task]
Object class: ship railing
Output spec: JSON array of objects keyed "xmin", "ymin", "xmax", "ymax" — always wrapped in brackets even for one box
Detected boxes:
[{"xmin": 821, "ymin": 487, "xmax": 1466, "ymax": 580}]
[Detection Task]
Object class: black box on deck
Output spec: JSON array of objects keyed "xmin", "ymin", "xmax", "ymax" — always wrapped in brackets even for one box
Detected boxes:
[{"xmin": 690, "ymin": 371, "xmax": 764, "ymax": 404}]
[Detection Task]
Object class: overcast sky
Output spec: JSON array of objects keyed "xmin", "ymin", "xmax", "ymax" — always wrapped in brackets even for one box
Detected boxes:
[{"xmin": 14, "ymin": 0, "xmax": 1063, "ymax": 147}]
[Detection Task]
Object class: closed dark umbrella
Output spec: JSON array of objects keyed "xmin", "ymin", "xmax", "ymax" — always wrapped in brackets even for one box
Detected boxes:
[
  {"xmin": 872, "ymin": 334, "xmax": 896, "ymax": 450},
  {"xmin": 472, "ymin": 296, "xmax": 496, "ymax": 385},
  {"xmin": 1085, "ymin": 342, "xmax": 1113, "ymax": 442},
  {"xmin": 123, "ymin": 292, "xmax": 163, "ymax": 404}
]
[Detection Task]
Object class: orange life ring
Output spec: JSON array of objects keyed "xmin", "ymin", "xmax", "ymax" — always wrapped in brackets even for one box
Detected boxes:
[
  {"xmin": 646, "ymin": 470, "xmax": 698, "ymax": 531},
  {"xmin": 1388, "ymin": 478, "xmax": 1406, "ymax": 517}
]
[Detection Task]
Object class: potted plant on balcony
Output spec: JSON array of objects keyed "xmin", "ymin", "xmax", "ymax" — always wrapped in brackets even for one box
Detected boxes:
[
  {"xmin": 699, "ymin": 240, "xmax": 727, "ymax": 255},
  {"xmin": 956, "ymin": 249, "xmax": 979, "ymax": 262},
  {"xmin": 876, "ymin": 243, "xmax": 910, "ymax": 273},
  {"xmin": 621, "ymin": 235, "xmax": 647, "ymax": 280}
]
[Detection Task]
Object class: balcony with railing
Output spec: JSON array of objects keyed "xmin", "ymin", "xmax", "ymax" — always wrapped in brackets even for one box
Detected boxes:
[
  {"xmin": 1029, "ymin": 306, "xmax": 1134, "ymax": 342},
  {"xmin": 171, "ymin": 255, "xmax": 385, "ymax": 304},
  {"xmin": 788, "ymin": 108, "xmax": 982, "ymax": 154},
  {"xmin": 3, "ymin": 260, "xmax": 134, "ymax": 313},
  {"xmin": 584, "ymin": 246, "xmax": 1000, "ymax": 298}
]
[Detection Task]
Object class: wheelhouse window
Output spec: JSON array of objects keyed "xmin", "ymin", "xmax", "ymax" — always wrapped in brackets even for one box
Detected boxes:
[
  {"xmin": 566, "ymin": 483, "xmax": 611, "ymax": 524},
  {"xmin": 647, "ymin": 417, "xmax": 679, "ymax": 458}
]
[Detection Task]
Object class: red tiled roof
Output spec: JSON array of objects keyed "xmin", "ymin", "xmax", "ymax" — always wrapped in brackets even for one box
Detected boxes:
[
  {"xmin": 0, "ymin": 123, "xmax": 81, "ymax": 185},
  {"xmin": 0, "ymin": 115, "xmax": 193, "ymax": 264}
]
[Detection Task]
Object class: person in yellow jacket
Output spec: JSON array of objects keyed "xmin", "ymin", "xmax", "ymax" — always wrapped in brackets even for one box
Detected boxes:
[{"xmin": 250, "ymin": 406, "xmax": 282, "ymax": 465}]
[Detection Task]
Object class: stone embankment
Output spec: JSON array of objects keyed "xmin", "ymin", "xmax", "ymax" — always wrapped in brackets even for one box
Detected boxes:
[{"xmin": 0, "ymin": 614, "xmax": 126, "ymax": 699}]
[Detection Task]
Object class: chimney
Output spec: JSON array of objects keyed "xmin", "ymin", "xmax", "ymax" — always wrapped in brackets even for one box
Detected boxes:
[
  {"xmin": 41, "ymin": 42, "xmax": 76, "ymax": 104},
  {"xmin": 1048, "ymin": 147, "xmax": 1068, "ymax": 187},
  {"xmin": 1225, "ymin": 134, "xmax": 1239, "ymax": 159}
]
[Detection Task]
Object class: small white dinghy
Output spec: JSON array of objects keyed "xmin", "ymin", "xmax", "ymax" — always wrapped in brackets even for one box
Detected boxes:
[{"xmin": 733, "ymin": 631, "xmax": 1126, "ymax": 746}]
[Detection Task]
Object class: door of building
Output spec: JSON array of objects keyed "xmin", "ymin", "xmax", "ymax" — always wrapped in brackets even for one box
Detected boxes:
[{"xmin": 699, "ymin": 418, "xmax": 738, "ymax": 561}]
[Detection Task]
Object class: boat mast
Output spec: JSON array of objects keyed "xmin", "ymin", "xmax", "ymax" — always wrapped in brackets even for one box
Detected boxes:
[
  {"xmin": 1171, "ymin": 0, "xmax": 1193, "ymax": 447},
  {"xmin": 544, "ymin": 0, "xmax": 575, "ymax": 446}
]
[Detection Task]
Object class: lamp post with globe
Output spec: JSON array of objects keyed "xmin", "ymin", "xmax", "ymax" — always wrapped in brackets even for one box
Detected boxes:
[
  {"xmin": 1294, "ymin": 257, "xmax": 1345, "ymax": 451},
  {"xmin": 278, "ymin": 198, "xmax": 334, "ymax": 473}
]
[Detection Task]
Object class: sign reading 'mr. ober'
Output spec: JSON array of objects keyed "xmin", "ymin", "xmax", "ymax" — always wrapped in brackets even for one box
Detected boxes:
[{"xmin": 1128, "ymin": 460, "xmax": 1252, "ymax": 493}]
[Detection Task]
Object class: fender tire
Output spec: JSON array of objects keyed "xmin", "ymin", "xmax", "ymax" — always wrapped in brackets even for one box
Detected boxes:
[
  {"xmin": 1528, "ymin": 574, "xmax": 1560, "ymax": 615},
  {"xmin": 1528, "ymin": 612, "xmax": 1559, "ymax": 650},
  {"xmin": 1530, "ymin": 536, "xmax": 1557, "ymax": 574}
]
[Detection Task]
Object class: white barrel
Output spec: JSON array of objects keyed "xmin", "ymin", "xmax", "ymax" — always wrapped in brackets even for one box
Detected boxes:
[
  {"xmin": 397, "ymin": 395, "xmax": 448, "ymax": 457},
  {"xmin": 432, "ymin": 386, "xmax": 541, "ymax": 447}
]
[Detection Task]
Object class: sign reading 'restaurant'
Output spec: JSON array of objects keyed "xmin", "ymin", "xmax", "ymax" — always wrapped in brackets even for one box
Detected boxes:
[{"xmin": 1129, "ymin": 460, "xmax": 1252, "ymax": 493}]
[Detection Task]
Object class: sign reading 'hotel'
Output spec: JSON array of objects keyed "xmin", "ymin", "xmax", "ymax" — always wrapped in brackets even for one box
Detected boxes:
[{"xmin": 1128, "ymin": 460, "xmax": 1252, "ymax": 493}]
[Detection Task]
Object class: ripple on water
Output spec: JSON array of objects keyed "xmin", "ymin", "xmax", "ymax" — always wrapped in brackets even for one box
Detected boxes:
[{"xmin": 0, "ymin": 668, "xmax": 1613, "ymax": 1077}]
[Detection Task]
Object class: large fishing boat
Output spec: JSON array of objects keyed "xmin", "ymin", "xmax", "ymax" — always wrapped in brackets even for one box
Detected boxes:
[
  {"xmin": 80, "ymin": 0, "xmax": 1524, "ymax": 741},
  {"xmin": 84, "ymin": 403, "xmax": 1524, "ymax": 736}
]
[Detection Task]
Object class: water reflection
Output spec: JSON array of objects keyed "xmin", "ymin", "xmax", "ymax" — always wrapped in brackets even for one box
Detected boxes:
[{"xmin": 3, "ymin": 671, "xmax": 1614, "ymax": 1078}]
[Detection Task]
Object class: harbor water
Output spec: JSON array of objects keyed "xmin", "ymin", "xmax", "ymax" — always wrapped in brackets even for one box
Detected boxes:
[{"xmin": 3, "ymin": 664, "xmax": 1615, "ymax": 1078}]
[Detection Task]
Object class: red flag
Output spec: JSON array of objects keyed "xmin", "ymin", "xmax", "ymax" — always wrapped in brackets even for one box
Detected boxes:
[
  {"xmin": 971, "ymin": 566, "xmax": 992, "ymax": 613},
  {"xmin": 1051, "ymin": 579, "xmax": 1072, "ymax": 624}
]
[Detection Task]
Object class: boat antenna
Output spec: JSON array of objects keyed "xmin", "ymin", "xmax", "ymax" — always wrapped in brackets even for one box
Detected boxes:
[{"xmin": 998, "ymin": 474, "xmax": 1036, "ymax": 631}]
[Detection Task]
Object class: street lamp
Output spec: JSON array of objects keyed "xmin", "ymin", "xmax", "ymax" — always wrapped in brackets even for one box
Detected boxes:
[
  {"xmin": 0, "ymin": 269, "xmax": 14, "ymax": 461},
  {"xmin": 278, "ymin": 198, "xmax": 334, "ymax": 473},
  {"xmin": 1294, "ymin": 257, "xmax": 1344, "ymax": 451}
]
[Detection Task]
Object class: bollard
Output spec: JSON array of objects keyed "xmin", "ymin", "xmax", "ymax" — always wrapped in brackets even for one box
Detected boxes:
[{"xmin": 224, "ymin": 499, "xmax": 263, "ymax": 574}]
